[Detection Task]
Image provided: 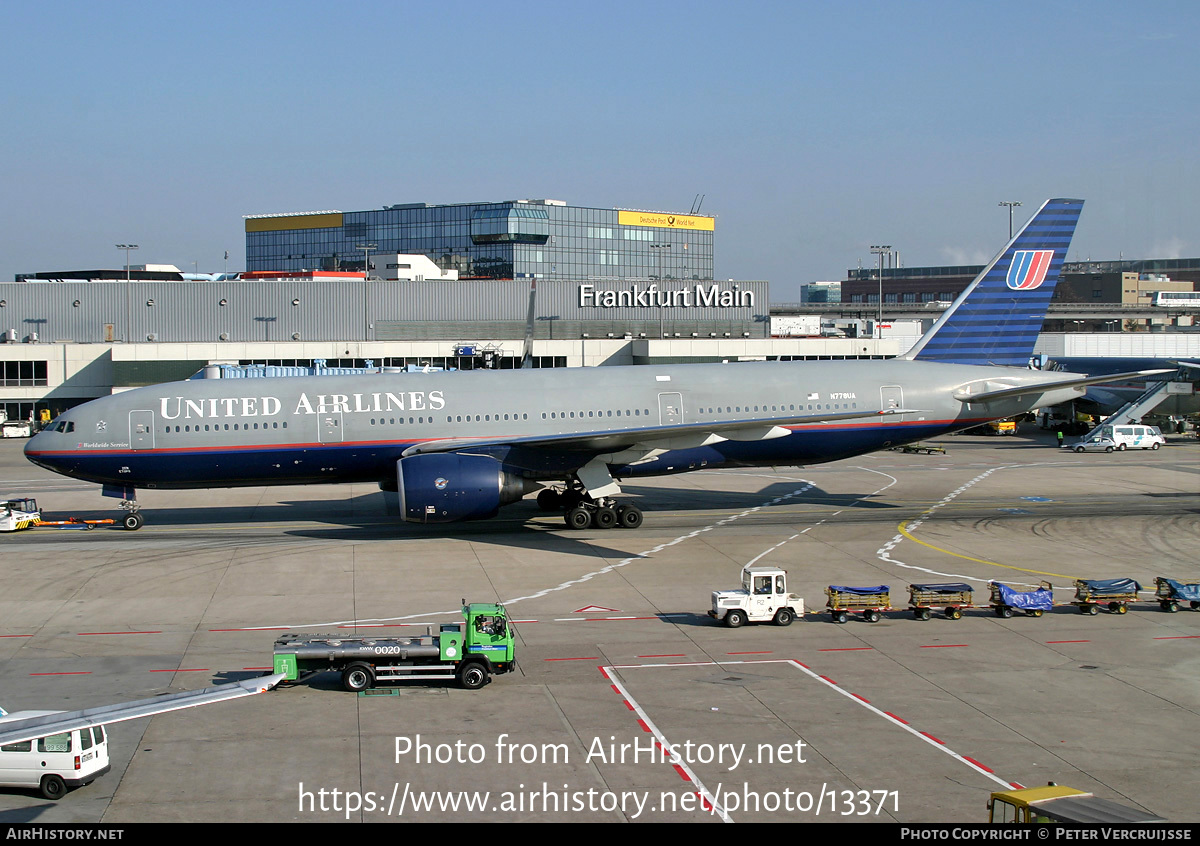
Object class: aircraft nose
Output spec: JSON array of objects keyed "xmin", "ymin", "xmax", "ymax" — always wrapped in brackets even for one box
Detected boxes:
[{"xmin": 24, "ymin": 428, "xmax": 58, "ymax": 468}]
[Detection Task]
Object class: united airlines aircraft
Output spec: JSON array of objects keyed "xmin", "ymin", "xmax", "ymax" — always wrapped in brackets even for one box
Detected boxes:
[{"xmin": 25, "ymin": 199, "xmax": 1162, "ymax": 530}]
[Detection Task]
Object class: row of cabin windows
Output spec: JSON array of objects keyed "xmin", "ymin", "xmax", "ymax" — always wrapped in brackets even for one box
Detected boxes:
[
  {"xmin": 164, "ymin": 422, "xmax": 288, "ymax": 433},
  {"xmin": 542, "ymin": 409, "xmax": 650, "ymax": 420},
  {"xmin": 698, "ymin": 403, "xmax": 859, "ymax": 414},
  {"xmin": 369, "ymin": 414, "xmax": 531, "ymax": 424}
]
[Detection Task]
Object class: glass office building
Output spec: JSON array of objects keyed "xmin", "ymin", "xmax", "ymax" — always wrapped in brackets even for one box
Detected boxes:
[{"xmin": 245, "ymin": 200, "xmax": 715, "ymax": 281}]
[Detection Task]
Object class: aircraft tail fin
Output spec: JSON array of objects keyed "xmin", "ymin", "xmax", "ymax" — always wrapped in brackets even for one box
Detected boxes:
[{"xmin": 905, "ymin": 198, "xmax": 1083, "ymax": 366}]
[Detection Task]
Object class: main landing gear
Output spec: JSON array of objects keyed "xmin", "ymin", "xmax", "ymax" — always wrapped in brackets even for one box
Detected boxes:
[{"xmin": 536, "ymin": 487, "xmax": 643, "ymax": 530}]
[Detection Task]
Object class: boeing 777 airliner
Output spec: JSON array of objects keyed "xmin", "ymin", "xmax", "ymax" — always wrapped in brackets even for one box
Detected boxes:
[{"xmin": 25, "ymin": 198, "xmax": 1165, "ymax": 530}]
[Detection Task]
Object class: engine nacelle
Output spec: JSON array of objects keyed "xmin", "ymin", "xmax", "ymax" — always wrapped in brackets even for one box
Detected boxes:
[{"xmin": 396, "ymin": 453, "xmax": 535, "ymax": 523}]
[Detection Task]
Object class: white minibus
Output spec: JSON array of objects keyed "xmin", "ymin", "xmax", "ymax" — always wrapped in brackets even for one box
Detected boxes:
[{"xmin": 0, "ymin": 719, "xmax": 110, "ymax": 799}]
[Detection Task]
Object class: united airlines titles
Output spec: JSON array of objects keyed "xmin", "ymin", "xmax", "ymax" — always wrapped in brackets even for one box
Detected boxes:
[
  {"xmin": 159, "ymin": 390, "xmax": 446, "ymax": 420},
  {"xmin": 578, "ymin": 283, "xmax": 753, "ymax": 309}
]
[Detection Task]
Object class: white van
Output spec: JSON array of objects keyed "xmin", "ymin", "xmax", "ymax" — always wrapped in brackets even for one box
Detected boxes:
[
  {"xmin": 0, "ymin": 719, "xmax": 110, "ymax": 799},
  {"xmin": 1103, "ymin": 425, "xmax": 1166, "ymax": 451}
]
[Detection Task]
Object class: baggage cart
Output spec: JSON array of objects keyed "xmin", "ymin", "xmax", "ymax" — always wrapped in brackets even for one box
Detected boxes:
[
  {"xmin": 989, "ymin": 581, "xmax": 1053, "ymax": 618},
  {"xmin": 908, "ymin": 582, "xmax": 973, "ymax": 620},
  {"xmin": 825, "ymin": 585, "xmax": 890, "ymax": 624},
  {"xmin": 891, "ymin": 443, "xmax": 946, "ymax": 455},
  {"xmin": 1073, "ymin": 578, "xmax": 1141, "ymax": 615},
  {"xmin": 1154, "ymin": 577, "xmax": 1200, "ymax": 613}
]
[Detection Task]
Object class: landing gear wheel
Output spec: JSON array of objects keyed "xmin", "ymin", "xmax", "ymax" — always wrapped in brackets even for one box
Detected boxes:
[
  {"xmin": 725, "ymin": 609, "xmax": 746, "ymax": 629},
  {"xmin": 593, "ymin": 507, "xmax": 617, "ymax": 529},
  {"xmin": 617, "ymin": 504, "xmax": 643, "ymax": 529},
  {"xmin": 537, "ymin": 489, "xmax": 561, "ymax": 511},
  {"xmin": 122, "ymin": 512, "xmax": 144, "ymax": 531},
  {"xmin": 40, "ymin": 774, "xmax": 66, "ymax": 801},
  {"xmin": 342, "ymin": 662, "xmax": 375, "ymax": 692},
  {"xmin": 565, "ymin": 506, "xmax": 593, "ymax": 530},
  {"xmin": 458, "ymin": 662, "xmax": 489, "ymax": 690},
  {"xmin": 773, "ymin": 608, "xmax": 793, "ymax": 627}
]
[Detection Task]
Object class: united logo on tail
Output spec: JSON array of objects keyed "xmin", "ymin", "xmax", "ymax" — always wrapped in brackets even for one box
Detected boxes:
[
  {"xmin": 1007, "ymin": 250, "xmax": 1055, "ymax": 290},
  {"xmin": 906, "ymin": 198, "xmax": 1083, "ymax": 367}
]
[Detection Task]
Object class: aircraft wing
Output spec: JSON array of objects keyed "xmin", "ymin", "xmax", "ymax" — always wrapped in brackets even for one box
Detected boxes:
[
  {"xmin": 0, "ymin": 674, "xmax": 284, "ymax": 747},
  {"xmin": 401, "ymin": 405, "xmax": 920, "ymax": 458},
  {"xmin": 952, "ymin": 369, "xmax": 1175, "ymax": 405}
]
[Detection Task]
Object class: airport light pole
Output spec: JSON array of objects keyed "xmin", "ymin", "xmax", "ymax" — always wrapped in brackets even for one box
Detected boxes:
[
  {"xmin": 356, "ymin": 242, "xmax": 376, "ymax": 341},
  {"xmin": 999, "ymin": 201, "xmax": 1022, "ymax": 239},
  {"xmin": 870, "ymin": 245, "xmax": 890, "ymax": 337},
  {"xmin": 116, "ymin": 244, "xmax": 138, "ymax": 342}
]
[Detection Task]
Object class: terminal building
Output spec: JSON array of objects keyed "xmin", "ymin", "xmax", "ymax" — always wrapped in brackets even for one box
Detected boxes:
[
  {"xmin": 841, "ymin": 259, "xmax": 1200, "ymax": 307},
  {"xmin": 245, "ymin": 199, "xmax": 716, "ymax": 282}
]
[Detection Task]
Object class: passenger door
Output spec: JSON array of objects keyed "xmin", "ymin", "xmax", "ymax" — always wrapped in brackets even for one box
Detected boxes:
[
  {"xmin": 129, "ymin": 411, "xmax": 155, "ymax": 450},
  {"xmin": 319, "ymin": 411, "xmax": 343, "ymax": 443},
  {"xmin": 658, "ymin": 392, "xmax": 683, "ymax": 426}
]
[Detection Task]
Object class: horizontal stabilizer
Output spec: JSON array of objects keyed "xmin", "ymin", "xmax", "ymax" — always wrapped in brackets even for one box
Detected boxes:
[{"xmin": 953, "ymin": 370, "xmax": 1174, "ymax": 404}]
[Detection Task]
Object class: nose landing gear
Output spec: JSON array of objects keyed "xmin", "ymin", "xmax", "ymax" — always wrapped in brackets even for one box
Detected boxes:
[{"xmin": 118, "ymin": 499, "xmax": 144, "ymax": 531}]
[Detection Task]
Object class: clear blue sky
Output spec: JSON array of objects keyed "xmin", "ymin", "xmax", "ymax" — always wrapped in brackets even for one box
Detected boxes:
[{"xmin": 3, "ymin": 0, "xmax": 1197, "ymax": 300}]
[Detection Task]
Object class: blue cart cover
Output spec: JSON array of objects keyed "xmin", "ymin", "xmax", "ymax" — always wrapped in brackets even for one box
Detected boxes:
[
  {"xmin": 829, "ymin": 585, "xmax": 889, "ymax": 595},
  {"xmin": 995, "ymin": 583, "xmax": 1053, "ymax": 611},
  {"xmin": 1079, "ymin": 578, "xmax": 1141, "ymax": 595},
  {"xmin": 1161, "ymin": 579, "xmax": 1200, "ymax": 602},
  {"xmin": 911, "ymin": 583, "xmax": 973, "ymax": 594}
]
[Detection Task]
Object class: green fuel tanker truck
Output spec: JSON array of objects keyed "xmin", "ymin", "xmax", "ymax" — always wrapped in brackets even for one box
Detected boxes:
[{"xmin": 273, "ymin": 602, "xmax": 516, "ymax": 691}]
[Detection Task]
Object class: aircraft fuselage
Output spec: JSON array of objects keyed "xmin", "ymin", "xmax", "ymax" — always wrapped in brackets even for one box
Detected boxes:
[{"xmin": 25, "ymin": 359, "xmax": 1077, "ymax": 492}]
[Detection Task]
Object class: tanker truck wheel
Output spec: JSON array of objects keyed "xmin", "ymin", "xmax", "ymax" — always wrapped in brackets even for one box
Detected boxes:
[
  {"xmin": 458, "ymin": 661, "xmax": 489, "ymax": 691},
  {"xmin": 342, "ymin": 663, "xmax": 375, "ymax": 692}
]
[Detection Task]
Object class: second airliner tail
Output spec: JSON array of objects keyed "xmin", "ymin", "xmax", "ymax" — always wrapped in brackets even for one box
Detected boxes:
[{"xmin": 905, "ymin": 198, "xmax": 1083, "ymax": 367}]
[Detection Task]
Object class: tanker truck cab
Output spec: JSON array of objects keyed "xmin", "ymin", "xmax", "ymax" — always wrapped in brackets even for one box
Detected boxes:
[
  {"xmin": 0, "ymin": 717, "xmax": 110, "ymax": 800},
  {"xmin": 273, "ymin": 602, "xmax": 517, "ymax": 692}
]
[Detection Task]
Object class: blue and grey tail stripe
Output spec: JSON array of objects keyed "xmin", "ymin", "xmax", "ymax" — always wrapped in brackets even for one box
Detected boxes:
[{"xmin": 908, "ymin": 198, "xmax": 1083, "ymax": 367}]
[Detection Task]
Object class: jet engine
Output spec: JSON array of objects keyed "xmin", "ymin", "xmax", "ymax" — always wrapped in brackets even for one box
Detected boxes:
[{"xmin": 395, "ymin": 453, "xmax": 537, "ymax": 523}]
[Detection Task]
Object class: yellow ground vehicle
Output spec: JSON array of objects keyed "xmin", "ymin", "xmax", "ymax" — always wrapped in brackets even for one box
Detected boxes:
[
  {"xmin": 987, "ymin": 419, "xmax": 1017, "ymax": 435},
  {"xmin": 988, "ymin": 784, "xmax": 1164, "ymax": 823}
]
